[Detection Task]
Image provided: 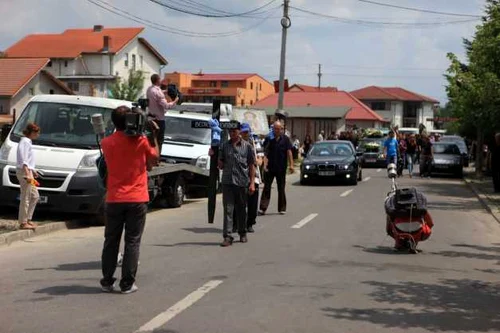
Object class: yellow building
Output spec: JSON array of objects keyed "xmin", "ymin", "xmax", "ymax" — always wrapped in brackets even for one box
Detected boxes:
[{"xmin": 162, "ymin": 72, "xmax": 275, "ymax": 107}]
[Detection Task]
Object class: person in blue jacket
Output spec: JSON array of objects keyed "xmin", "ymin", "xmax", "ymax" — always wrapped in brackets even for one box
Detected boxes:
[{"xmin": 384, "ymin": 130, "xmax": 398, "ymax": 165}]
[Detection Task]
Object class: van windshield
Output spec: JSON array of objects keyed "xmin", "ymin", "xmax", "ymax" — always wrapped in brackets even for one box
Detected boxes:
[
  {"xmin": 165, "ymin": 117, "xmax": 211, "ymax": 145},
  {"xmin": 11, "ymin": 102, "xmax": 114, "ymax": 149}
]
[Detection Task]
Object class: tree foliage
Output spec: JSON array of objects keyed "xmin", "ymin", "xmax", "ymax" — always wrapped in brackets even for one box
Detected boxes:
[{"xmin": 109, "ymin": 70, "xmax": 145, "ymax": 101}]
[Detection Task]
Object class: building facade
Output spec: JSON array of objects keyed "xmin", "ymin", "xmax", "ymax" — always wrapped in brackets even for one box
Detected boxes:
[
  {"xmin": 350, "ymin": 86, "xmax": 439, "ymax": 130},
  {"xmin": 5, "ymin": 26, "xmax": 168, "ymax": 99},
  {"xmin": 162, "ymin": 72, "xmax": 275, "ymax": 107}
]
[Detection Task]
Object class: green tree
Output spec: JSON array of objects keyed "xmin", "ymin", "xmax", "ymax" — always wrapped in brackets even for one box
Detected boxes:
[
  {"xmin": 109, "ymin": 70, "xmax": 145, "ymax": 101},
  {"xmin": 446, "ymin": 0, "xmax": 500, "ymax": 176}
]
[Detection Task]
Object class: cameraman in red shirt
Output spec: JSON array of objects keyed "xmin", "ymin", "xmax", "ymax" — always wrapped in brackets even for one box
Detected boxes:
[{"xmin": 100, "ymin": 106, "xmax": 159, "ymax": 294}]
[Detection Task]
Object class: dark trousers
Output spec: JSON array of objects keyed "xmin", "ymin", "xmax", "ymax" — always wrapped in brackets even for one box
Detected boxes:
[
  {"xmin": 223, "ymin": 185, "xmax": 247, "ymax": 238},
  {"xmin": 101, "ymin": 203, "xmax": 147, "ymax": 290},
  {"xmin": 154, "ymin": 120, "xmax": 165, "ymax": 152},
  {"xmin": 247, "ymin": 183, "xmax": 259, "ymax": 226},
  {"xmin": 420, "ymin": 155, "xmax": 432, "ymax": 176},
  {"xmin": 260, "ymin": 170, "xmax": 287, "ymax": 213},
  {"xmin": 493, "ymin": 167, "xmax": 500, "ymax": 192}
]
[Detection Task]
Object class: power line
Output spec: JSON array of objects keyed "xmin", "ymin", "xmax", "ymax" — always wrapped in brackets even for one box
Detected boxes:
[
  {"xmin": 86, "ymin": 0, "xmax": 278, "ymax": 37},
  {"xmin": 147, "ymin": 0, "xmax": 279, "ymax": 18},
  {"xmin": 290, "ymin": 6, "xmax": 480, "ymax": 27},
  {"xmin": 358, "ymin": 0, "xmax": 482, "ymax": 18}
]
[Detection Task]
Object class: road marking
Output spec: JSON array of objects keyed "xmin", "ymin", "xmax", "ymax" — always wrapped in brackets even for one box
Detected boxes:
[
  {"xmin": 363, "ymin": 177, "xmax": 371, "ymax": 182},
  {"xmin": 291, "ymin": 213, "xmax": 318, "ymax": 229},
  {"xmin": 377, "ymin": 169, "xmax": 382, "ymax": 172},
  {"xmin": 135, "ymin": 280, "xmax": 223, "ymax": 332},
  {"xmin": 340, "ymin": 189, "xmax": 353, "ymax": 197}
]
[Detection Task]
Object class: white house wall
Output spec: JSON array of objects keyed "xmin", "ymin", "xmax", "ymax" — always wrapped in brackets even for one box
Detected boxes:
[
  {"xmin": 422, "ymin": 102, "xmax": 435, "ymax": 130},
  {"xmin": 392, "ymin": 102, "xmax": 403, "ymax": 127}
]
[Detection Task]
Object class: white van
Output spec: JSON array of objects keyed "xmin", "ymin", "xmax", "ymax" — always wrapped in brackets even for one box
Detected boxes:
[{"xmin": 0, "ymin": 95, "xmax": 132, "ymax": 215}]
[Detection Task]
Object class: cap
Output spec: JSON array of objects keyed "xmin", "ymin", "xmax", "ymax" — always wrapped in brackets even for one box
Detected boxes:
[{"xmin": 240, "ymin": 123, "xmax": 251, "ymax": 133}]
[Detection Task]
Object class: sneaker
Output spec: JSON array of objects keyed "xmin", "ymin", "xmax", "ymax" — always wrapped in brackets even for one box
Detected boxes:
[
  {"xmin": 247, "ymin": 226, "xmax": 255, "ymax": 233},
  {"xmin": 240, "ymin": 235, "xmax": 248, "ymax": 243},
  {"xmin": 121, "ymin": 284, "xmax": 138, "ymax": 294},
  {"xmin": 279, "ymin": 211, "xmax": 286, "ymax": 215},
  {"xmin": 101, "ymin": 283, "xmax": 115, "ymax": 293},
  {"xmin": 220, "ymin": 237, "xmax": 234, "ymax": 247}
]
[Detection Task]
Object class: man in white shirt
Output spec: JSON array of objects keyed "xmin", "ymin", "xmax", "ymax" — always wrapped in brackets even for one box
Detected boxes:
[{"xmin": 146, "ymin": 74, "xmax": 179, "ymax": 151}]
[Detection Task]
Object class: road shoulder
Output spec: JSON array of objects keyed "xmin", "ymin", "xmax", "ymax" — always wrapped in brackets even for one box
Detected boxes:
[{"xmin": 464, "ymin": 175, "xmax": 500, "ymax": 223}]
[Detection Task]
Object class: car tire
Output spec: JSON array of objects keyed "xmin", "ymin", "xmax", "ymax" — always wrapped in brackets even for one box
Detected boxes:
[
  {"xmin": 167, "ymin": 176, "xmax": 185, "ymax": 208},
  {"xmin": 350, "ymin": 173, "xmax": 358, "ymax": 186},
  {"xmin": 456, "ymin": 169, "xmax": 464, "ymax": 179}
]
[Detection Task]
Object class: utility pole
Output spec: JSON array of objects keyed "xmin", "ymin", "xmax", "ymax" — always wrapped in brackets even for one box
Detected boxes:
[
  {"xmin": 277, "ymin": 0, "xmax": 291, "ymax": 116},
  {"xmin": 317, "ymin": 64, "xmax": 322, "ymax": 90}
]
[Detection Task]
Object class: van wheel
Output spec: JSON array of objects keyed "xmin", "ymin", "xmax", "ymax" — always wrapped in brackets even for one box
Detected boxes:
[{"xmin": 167, "ymin": 176, "xmax": 185, "ymax": 208}]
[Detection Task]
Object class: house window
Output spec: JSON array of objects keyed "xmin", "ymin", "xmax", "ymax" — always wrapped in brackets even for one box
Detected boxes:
[
  {"xmin": 210, "ymin": 81, "xmax": 217, "ymax": 87},
  {"xmin": 221, "ymin": 81, "xmax": 229, "ymax": 88},
  {"xmin": 140, "ymin": 55, "xmax": 144, "ymax": 69},
  {"xmin": 371, "ymin": 102, "xmax": 387, "ymax": 110},
  {"xmin": 124, "ymin": 53, "xmax": 129, "ymax": 67},
  {"xmin": 250, "ymin": 82, "xmax": 254, "ymax": 90},
  {"xmin": 49, "ymin": 89, "xmax": 55, "ymax": 94},
  {"xmin": 250, "ymin": 100, "xmax": 253, "ymax": 105},
  {"xmin": 241, "ymin": 99, "xmax": 245, "ymax": 106},
  {"xmin": 29, "ymin": 88, "xmax": 34, "ymax": 95},
  {"xmin": 64, "ymin": 60, "xmax": 68, "ymax": 67},
  {"xmin": 47, "ymin": 60, "xmax": 52, "ymax": 67},
  {"xmin": 132, "ymin": 54, "xmax": 136, "ymax": 70},
  {"xmin": 67, "ymin": 82, "xmax": 80, "ymax": 92},
  {"xmin": 260, "ymin": 83, "xmax": 262, "ymax": 91}
]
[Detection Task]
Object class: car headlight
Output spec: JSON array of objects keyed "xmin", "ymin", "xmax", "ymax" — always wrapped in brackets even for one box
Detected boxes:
[
  {"xmin": 342, "ymin": 164, "xmax": 350, "ymax": 170},
  {"xmin": 196, "ymin": 155, "xmax": 210, "ymax": 170},
  {"xmin": 304, "ymin": 164, "xmax": 316, "ymax": 170},
  {"xmin": 0, "ymin": 143, "xmax": 12, "ymax": 162},
  {"xmin": 78, "ymin": 153, "xmax": 100, "ymax": 170}
]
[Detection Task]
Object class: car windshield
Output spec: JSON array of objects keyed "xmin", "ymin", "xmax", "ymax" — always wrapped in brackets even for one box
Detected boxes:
[
  {"xmin": 10, "ymin": 102, "xmax": 114, "ymax": 149},
  {"xmin": 434, "ymin": 143, "xmax": 460, "ymax": 155},
  {"xmin": 309, "ymin": 143, "xmax": 353, "ymax": 157},
  {"xmin": 165, "ymin": 117, "xmax": 211, "ymax": 145}
]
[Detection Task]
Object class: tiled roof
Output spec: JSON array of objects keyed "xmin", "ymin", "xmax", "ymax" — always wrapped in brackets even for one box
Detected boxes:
[
  {"xmin": 0, "ymin": 58, "xmax": 49, "ymax": 97},
  {"xmin": 5, "ymin": 27, "xmax": 144, "ymax": 59},
  {"xmin": 253, "ymin": 91, "xmax": 386, "ymax": 122},
  {"xmin": 350, "ymin": 86, "xmax": 439, "ymax": 103},
  {"xmin": 289, "ymin": 84, "xmax": 338, "ymax": 92},
  {"xmin": 190, "ymin": 73, "xmax": 257, "ymax": 81}
]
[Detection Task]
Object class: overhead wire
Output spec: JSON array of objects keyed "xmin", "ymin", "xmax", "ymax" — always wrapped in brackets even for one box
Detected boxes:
[
  {"xmin": 86, "ymin": 0, "xmax": 279, "ymax": 37},
  {"xmin": 358, "ymin": 0, "xmax": 482, "ymax": 18}
]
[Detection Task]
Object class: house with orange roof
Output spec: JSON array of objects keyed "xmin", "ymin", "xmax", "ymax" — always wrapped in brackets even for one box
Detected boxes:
[
  {"xmin": 253, "ymin": 90, "xmax": 386, "ymax": 141},
  {"xmin": 288, "ymin": 84, "xmax": 338, "ymax": 92},
  {"xmin": 0, "ymin": 58, "xmax": 73, "ymax": 122},
  {"xmin": 350, "ymin": 86, "xmax": 439, "ymax": 130},
  {"xmin": 4, "ymin": 25, "xmax": 168, "ymax": 99}
]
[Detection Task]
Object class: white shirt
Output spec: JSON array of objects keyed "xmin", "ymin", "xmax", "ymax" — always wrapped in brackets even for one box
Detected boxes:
[
  {"xmin": 17, "ymin": 137, "xmax": 35, "ymax": 170},
  {"xmin": 146, "ymin": 85, "xmax": 176, "ymax": 121}
]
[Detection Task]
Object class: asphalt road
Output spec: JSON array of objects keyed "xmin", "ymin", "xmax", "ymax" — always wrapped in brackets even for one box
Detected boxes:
[{"xmin": 1, "ymin": 168, "xmax": 500, "ymax": 333}]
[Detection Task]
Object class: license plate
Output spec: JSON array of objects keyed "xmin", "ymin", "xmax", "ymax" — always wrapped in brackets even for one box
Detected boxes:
[
  {"xmin": 39, "ymin": 196, "xmax": 48, "ymax": 204},
  {"xmin": 319, "ymin": 171, "xmax": 335, "ymax": 176},
  {"xmin": 366, "ymin": 159, "xmax": 377, "ymax": 163}
]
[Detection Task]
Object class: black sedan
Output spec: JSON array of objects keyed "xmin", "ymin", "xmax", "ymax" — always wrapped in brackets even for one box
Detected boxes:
[
  {"xmin": 431, "ymin": 142, "xmax": 464, "ymax": 178},
  {"xmin": 300, "ymin": 141, "xmax": 362, "ymax": 185}
]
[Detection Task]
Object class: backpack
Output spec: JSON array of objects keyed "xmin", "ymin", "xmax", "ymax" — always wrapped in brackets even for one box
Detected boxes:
[{"xmin": 96, "ymin": 154, "xmax": 107, "ymax": 190}]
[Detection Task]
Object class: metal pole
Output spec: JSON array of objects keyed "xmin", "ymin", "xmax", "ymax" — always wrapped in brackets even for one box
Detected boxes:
[
  {"xmin": 277, "ymin": 0, "xmax": 290, "ymax": 113},
  {"xmin": 318, "ymin": 64, "xmax": 322, "ymax": 90}
]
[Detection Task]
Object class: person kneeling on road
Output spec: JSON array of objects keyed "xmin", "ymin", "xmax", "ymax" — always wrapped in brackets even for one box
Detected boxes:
[
  {"xmin": 218, "ymin": 124, "xmax": 256, "ymax": 247},
  {"xmin": 100, "ymin": 106, "xmax": 159, "ymax": 294}
]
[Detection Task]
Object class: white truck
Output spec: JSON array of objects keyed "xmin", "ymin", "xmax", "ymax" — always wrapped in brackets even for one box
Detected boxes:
[{"xmin": 0, "ymin": 95, "xmax": 211, "ymax": 221}]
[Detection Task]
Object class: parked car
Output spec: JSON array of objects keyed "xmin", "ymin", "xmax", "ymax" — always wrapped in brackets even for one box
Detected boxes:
[
  {"xmin": 440, "ymin": 135, "xmax": 470, "ymax": 167},
  {"xmin": 431, "ymin": 142, "xmax": 464, "ymax": 178},
  {"xmin": 357, "ymin": 137, "xmax": 386, "ymax": 168},
  {"xmin": 300, "ymin": 140, "xmax": 362, "ymax": 185}
]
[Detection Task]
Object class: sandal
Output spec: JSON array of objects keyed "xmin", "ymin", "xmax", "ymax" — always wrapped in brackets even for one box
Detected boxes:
[
  {"xmin": 20, "ymin": 222, "xmax": 35, "ymax": 230},
  {"xmin": 27, "ymin": 221, "xmax": 38, "ymax": 228}
]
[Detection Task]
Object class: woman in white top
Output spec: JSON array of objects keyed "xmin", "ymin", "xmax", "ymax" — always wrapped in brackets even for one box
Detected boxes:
[{"xmin": 16, "ymin": 123, "xmax": 41, "ymax": 230}]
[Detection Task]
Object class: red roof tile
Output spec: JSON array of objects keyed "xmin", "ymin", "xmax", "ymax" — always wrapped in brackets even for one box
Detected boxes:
[
  {"xmin": 350, "ymin": 86, "xmax": 439, "ymax": 103},
  {"xmin": 190, "ymin": 73, "xmax": 257, "ymax": 81},
  {"xmin": 0, "ymin": 58, "xmax": 49, "ymax": 96},
  {"xmin": 254, "ymin": 91, "xmax": 386, "ymax": 122},
  {"xmin": 5, "ymin": 27, "xmax": 144, "ymax": 59},
  {"xmin": 289, "ymin": 84, "xmax": 338, "ymax": 92}
]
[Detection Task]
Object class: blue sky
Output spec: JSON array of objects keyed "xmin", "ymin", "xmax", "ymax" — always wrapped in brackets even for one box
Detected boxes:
[{"xmin": 0, "ymin": 0, "xmax": 486, "ymax": 103}]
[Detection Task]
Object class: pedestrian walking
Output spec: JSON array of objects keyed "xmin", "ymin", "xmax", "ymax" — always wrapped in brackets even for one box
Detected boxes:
[
  {"xmin": 406, "ymin": 134, "xmax": 418, "ymax": 178},
  {"xmin": 16, "ymin": 123, "xmax": 41, "ymax": 230},
  {"xmin": 492, "ymin": 133, "xmax": 500, "ymax": 193},
  {"xmin": 397, "ymin": 133, "xmax": 407, "ymax": 177},
  {"xmin": 420, "ymin": 135, "xmax": 434, "ymax": 178},
  {"xmin": 146, "ymin": 74, "xmax": 178, "ymax": 150},
  {"xmin": 218, "ymin": 125, "xmax": 256, "ymax": 247},
  {"xmin": 317, "ymin": 130, "xmax": 325, "ymax": 142},
  {"xmin": 241, "ymin": 123, "xmax": 261, "ymax": 233},
  {"xmin": 100, "ymin": 106, "xmax": 160, "ymax": 294},
  {"xmin": 292, "ymin": 135, "xmax": 300, "ymax": 160},
  {"xmin": 383, "ymin": 130, "xmax": 398, "ymax": 165},
  {"xmin": 259, "ymin": 121, "xmax": 294, "ymax": 215},
  {"xmin": 302, "ymin": 134, "xmax": 313, "ymax": 156}
]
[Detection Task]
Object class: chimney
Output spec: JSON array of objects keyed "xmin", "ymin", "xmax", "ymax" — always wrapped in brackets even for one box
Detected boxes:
[
  {"xmin": 103, "ymin": 36, "xmax": 111, "ymax": 52},
  {"xmin": 93, "ymin": 25, "xmax": 104, "ymax": 32}
]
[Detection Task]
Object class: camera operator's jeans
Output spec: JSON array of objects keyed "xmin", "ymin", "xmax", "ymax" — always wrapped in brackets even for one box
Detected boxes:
[
  {"xmin": 101, "ymin": 203, "xmax": 147, "ymax": 291},
  {"xmin": 154, "ymin": 120, "xmax": 165, "ymax": 151}
]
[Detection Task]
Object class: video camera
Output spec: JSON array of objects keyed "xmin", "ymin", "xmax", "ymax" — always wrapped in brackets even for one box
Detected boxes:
[
  {"xmin": 160, "ymin": 83, "xmax": 182, "ymax": 104},
  {"xmin": 125, "ymin": 98, "xmax": 155, "ymax": 137}
]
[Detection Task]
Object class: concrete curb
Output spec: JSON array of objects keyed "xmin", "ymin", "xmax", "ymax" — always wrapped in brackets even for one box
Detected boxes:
[
  {"xmin": 0, "ymin": 221, "xmax": 80, "ymax": 247},
  {"xmin": 464, "ymin": 178, "xmax": 500, "ymax": 224}
]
